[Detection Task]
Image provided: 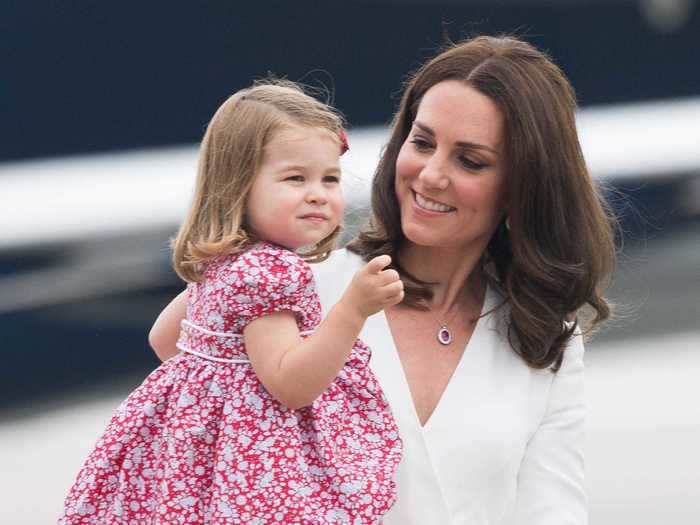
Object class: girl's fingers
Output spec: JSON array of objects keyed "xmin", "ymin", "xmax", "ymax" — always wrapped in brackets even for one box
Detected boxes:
[
  {"xmin": 365, "ymin": 254, "xmax": 392, "ymax": 274},
  {"xmin": 379, "ymin": 268, "xmax": 400, "ymax": 285},
  {"xmin": 384, "ymin": 280, "xmax": 404, "ymax": 296},
  {"xmin": 387, "ymin": 290, "xmax": 405, "ymax": 305}
]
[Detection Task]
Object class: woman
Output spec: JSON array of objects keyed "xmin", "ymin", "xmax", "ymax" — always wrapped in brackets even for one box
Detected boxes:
[{"xmin": 151, "ymin": 35, "xmax": 615, "ymax": 524}]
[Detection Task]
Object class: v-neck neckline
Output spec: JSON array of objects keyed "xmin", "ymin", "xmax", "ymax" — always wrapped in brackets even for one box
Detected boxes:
[{"xmin": 365, "ymin": 284, "xmax": 497, "ymax": 435}]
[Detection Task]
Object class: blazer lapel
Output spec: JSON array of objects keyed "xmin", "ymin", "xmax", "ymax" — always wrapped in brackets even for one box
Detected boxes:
[
  {"xmin": 421, "ymin": 286, "xmax": 522, "ymax": 524},
  {"xmin": 362, "ymin": 312, "xmax": 452, "ymax": 525},
  {"xmin": 313, "ymin": 249, "xmax": 453, "ymax": 523}
]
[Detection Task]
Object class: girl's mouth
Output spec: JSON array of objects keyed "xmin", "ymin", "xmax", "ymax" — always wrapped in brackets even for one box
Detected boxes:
[{"xmin": 299, "ymin": 213, "xmax": 329, "ymax": 223}]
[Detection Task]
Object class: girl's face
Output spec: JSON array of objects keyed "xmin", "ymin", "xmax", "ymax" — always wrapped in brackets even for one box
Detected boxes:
[
  {"xmin": 394, "ymin": 80, "xmax": 506, "ymax": 253},
  {"xmin": 246, "ymin": 125, "xmax": 344, "ymax": 250}
]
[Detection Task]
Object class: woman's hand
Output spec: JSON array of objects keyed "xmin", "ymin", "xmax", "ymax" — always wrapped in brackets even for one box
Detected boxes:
[
  {"xmin": 149, "ymin": 289, "xmax": 187, "ymax": 361},
  {"xmin": 339, "ymin": 255, "xmax": 404, "ymax": 319}
]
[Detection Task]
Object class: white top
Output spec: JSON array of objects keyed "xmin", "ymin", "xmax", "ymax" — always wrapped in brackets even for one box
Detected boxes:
[{"xmin": 313, "ymin": 248, "xmax": 587, "ymax": 525}]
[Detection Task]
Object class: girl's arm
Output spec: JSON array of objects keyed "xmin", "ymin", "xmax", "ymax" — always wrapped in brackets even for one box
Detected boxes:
[
  {"xmin": 148, "ymin": 289, "xmax": 187, "ymax": 362},
  {"xmin": 244, "ymin": 255, "xmax": 402, "ymax": 410}
]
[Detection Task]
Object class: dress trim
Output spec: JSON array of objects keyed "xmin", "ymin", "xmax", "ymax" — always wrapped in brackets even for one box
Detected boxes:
[
  {"xmin": 178, "ymin": 319, "xmax": 314, "ymax": 364},
  {"xmin": 176, "ymin": 342, "xmax": 251, "ymax": 364}
]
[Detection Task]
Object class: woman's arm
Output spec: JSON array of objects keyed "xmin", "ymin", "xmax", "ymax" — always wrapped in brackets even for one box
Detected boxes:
[
  {"xmin": 148, "ymin": 289, "xmax": 187, "ymax": 362},
  {"xmin": 244, "ymin": 255, "xmax": 402, "ymax": 410},
  {"xmin": 513, "ymin": 334, "xmax": 587, "ymax": 525}
]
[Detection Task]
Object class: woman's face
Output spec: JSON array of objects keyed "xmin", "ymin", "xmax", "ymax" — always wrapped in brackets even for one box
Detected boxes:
[{"xmin": 394, "ymin": 80, "xmax": 506, "ymax": 253}]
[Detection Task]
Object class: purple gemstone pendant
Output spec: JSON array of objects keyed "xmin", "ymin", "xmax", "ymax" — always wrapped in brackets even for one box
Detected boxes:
[{"xmin": 437, "ymin": 326, "xmax": 452, "ymax": 345}]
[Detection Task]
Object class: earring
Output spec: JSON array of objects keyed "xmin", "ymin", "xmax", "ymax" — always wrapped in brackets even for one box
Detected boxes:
[{"xmin": 505, "ymin": 216, "xmax": 511, "ymax": 231}]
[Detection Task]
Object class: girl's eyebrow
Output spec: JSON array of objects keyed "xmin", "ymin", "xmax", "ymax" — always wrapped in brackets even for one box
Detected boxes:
[
  {"xmin": 279, "ymin": 165, "xmax": 341, "ymax": 175},
  {"xmin": 413, "ymin": 120, "xmax": 499, "ymax": 156},
  {"xmin": 279, "ymin": 164, "xmax": 307, "ymax": 172}
]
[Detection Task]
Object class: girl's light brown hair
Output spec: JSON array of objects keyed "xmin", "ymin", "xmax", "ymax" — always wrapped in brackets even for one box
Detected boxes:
[
  {"xmin": 348, "ymin": 35, "xmax": 617, "ymax": 371},
  {"xmin": 173, "ymin": 79, "xmax": 346, "ymax": 282}
]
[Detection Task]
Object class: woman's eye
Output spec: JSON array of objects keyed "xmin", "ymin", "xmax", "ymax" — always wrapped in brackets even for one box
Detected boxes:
[
  {"xmin": 410, "ymin": 137, "xmax": 432, "ymax": 151},
  {"xmin": 459, "ymin": 156, "xmax": 487, "ymax": 171}
]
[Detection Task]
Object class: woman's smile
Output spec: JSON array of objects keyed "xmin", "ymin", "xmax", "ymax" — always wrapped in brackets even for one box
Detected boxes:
[{"xmin": 412, "ymin": 190, "xmax": 456, "ymax": 214}]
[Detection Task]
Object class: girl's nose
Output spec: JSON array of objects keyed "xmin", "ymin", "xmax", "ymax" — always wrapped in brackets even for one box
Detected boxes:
[
  {"xmin": 305, "ymin": 185, "xmax": 328, "ymax": 205},
  {"xmin": 418, "ymin": 154, "xmax": 450, "ymax": 190}
]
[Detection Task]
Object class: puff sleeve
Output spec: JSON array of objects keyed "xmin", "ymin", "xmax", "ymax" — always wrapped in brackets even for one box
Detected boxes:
[
  {"xmin": 512, "ymin": 334, "xmax": 587, "ymax": 525},
  {"xmin": 220, "ymin": 245, "xmax": 315, "ymax": 332}
]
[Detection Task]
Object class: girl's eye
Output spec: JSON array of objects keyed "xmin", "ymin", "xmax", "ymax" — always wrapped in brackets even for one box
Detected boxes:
[
  {"xmin": 410, "ymin": 137, "xmax": 432, "ymax": 151},
  {"xmin": 323, "ymin": 175, "xmax": 340, "ymax": 183},
  {"xmin": 459, "ymin": 156, "xmax": 487, "ymax": 171},
  {"xmin": 285, "ymin": 175, "xmax": 304, "ymax": 182}
]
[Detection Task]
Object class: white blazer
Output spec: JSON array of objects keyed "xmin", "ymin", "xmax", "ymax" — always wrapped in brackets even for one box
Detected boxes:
[{"xmin": 313, "ymin": 248, "xmax": 587, "ymax": 525}]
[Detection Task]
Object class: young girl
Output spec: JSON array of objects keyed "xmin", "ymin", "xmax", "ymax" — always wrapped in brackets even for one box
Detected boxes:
[{"xmin": 59, "ymin": 81, "xmax": 403, "ymax": 525}]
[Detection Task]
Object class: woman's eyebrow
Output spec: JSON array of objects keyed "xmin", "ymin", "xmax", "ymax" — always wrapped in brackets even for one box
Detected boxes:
[{"xmin": 413, "ymin": 120, "xmax": 499, "ymax": 156}]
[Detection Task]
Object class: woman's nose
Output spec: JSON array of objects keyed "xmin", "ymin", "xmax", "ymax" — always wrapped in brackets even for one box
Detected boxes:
[{"xmin": 419, "ymin": 153, "xmax": 449, "ymax": 190}]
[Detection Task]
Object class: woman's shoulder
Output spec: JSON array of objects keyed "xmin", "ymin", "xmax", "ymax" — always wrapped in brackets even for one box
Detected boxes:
[
  {"xmin": 311, "ymin": 248, "xmax": 364, "ymax": 281},
  {"xmin": 313, "ymin": 246, "xmax": 364, "ymax": 273},
  {"xmin": 311, "ymin": 247, "xmax": 364, "ymax": 312}
]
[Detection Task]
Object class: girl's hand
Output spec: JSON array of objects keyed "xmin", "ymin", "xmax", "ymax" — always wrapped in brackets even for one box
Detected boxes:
[{"xmin": 339, "ymin": 255, "xmax": 404, "ymax": 319}]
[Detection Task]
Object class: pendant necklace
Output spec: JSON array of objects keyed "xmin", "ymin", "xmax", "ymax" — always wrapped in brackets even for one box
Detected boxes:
[{"xmin": 432, "ymin": 304, "xmax": 462, "ymax": 346}]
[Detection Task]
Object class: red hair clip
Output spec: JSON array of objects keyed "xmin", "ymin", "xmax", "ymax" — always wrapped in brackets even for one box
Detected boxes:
[{"xmin": 339, "ymin": 128, "xmax": 349, "ymax": 156}]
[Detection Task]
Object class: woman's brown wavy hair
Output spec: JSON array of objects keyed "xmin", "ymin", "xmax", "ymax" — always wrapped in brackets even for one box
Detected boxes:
[
  {"xmin": 348, "ymin": 35, "xmax": 617, "ymax": 370},
  {"xmin": 172, "ymin": 79, "xmax": 346, "ymax": 283}
]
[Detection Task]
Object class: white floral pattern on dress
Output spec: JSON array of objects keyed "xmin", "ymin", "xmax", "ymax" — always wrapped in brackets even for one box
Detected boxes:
[{"xmin": 59, "ymin": 242, "xmax": 402, "ymax": 524}]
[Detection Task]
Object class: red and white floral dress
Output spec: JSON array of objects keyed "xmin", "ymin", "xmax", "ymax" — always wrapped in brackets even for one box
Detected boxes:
[{"xmin": 59, "ymin": 242, "xmax": 402, "ymax": 525}]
